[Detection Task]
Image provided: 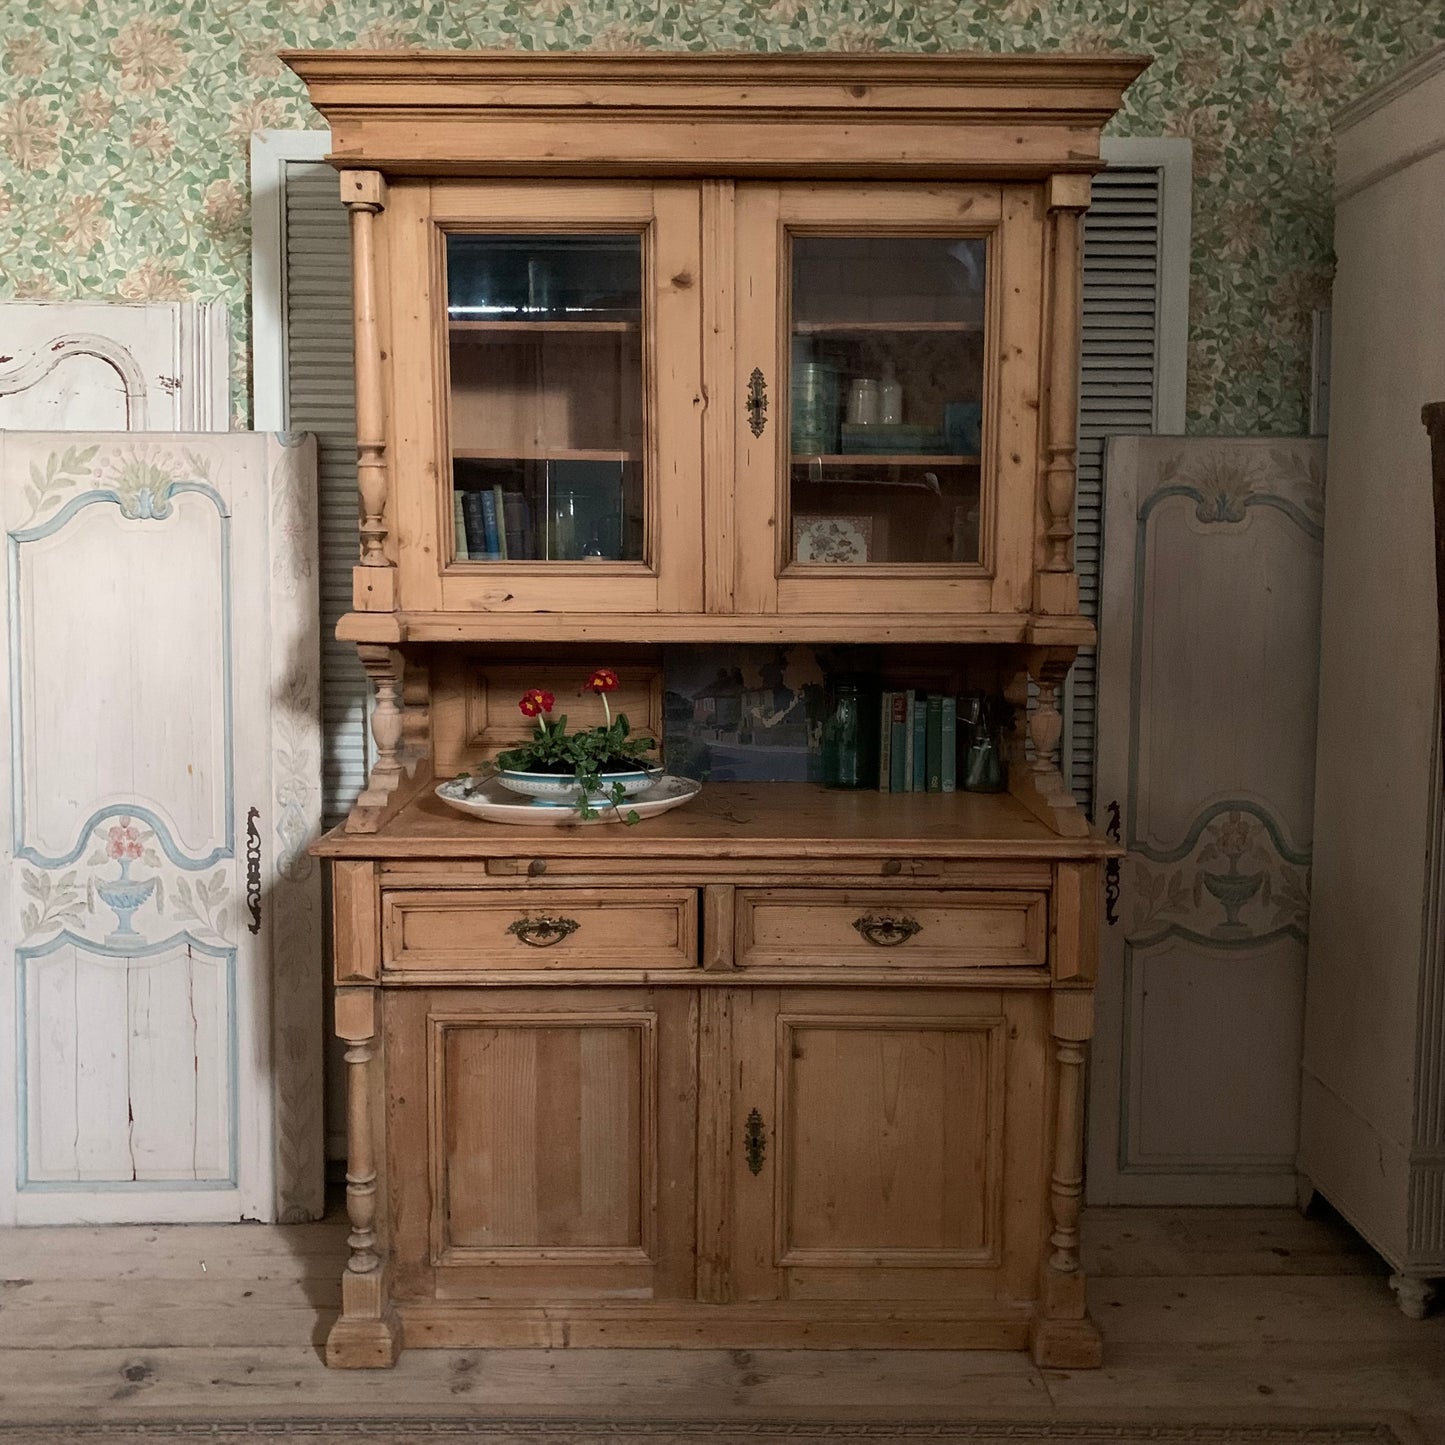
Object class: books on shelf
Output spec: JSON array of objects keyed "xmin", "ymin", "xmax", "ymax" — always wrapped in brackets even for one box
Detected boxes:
[
  {"xmin": 455, "ymin": 485, "xmax": 537, "ymax": 561},
  {"xmin": 870, "ymin": 690, "xmax": 967, "ymax": 795}
]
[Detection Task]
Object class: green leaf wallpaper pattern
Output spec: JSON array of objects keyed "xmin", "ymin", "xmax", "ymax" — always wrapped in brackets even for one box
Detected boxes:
[{"xmin": 0, "ymin": 1, "xmax": 1441, "ymax": 432}]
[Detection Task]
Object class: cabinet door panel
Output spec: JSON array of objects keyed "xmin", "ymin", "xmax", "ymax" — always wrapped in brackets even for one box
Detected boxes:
[
  {"xmin": 732, "ymin": 184, "xmax": 1041, "ymax": 618},
  {"xmin": 731, "ymin": 988, "xmax": 1047, "ymax": 1305},
  {"xmin": 387, "ymin": 987, "xmax": 697, "ymax": 1303},
  {"xmin": 389, "ymin": 180, "xmax": 705, "ymax": 615}
]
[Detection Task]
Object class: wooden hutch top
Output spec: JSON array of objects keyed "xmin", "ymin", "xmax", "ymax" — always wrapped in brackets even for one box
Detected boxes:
[{"xmin": 283, "ymin": 50, "xmax": 1149, "ymax": 179}]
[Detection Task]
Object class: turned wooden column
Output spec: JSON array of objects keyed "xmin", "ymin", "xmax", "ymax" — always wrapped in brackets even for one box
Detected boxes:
[
  {"xmin": 348, "ymin": 645, "xmax": 429, "ymax": 835},
  {"xmin": 341, "ymin": 169, "xmax": 396, "ymax": 614},
  {"xmin": 1036, "ymin": 173, "xmax": 1091, "ymax": 618},
  {"xmin": 1006, "ymin": 648, "xmax": 1089, "ymax": 838},
  {"xmin": 1030, "ymin": 987, "xmax": 1102, "ymax": 1368},
  {"xmin": 326, "ymin": 860, "xmax": 401, "ymax": 1368}
]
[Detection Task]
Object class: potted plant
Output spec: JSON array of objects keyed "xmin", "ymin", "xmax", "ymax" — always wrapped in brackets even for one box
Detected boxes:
[{"xmin": 464, "ymin": 668, "xmax": 659, "ymax": 823}]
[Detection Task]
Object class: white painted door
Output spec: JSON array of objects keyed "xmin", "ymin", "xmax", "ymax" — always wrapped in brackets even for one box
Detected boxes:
[
  {"xmin": 0, "ymin": 301, "xmax": 229, "ymax": 432},
  {"xmin": 0, "ymin": 431, "xmax": 323, "ymax": 1224},
  {"xmin": 1088, "ymin": 435, "xmax": 1326, "ymax": 1205}
]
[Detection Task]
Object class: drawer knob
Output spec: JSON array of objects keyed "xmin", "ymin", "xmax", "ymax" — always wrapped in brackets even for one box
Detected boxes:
[
  {"xmin": 852, "ymin": 913, "xmax": 923, "ymax": 947},
  {"xmin": 506, "ymin": 914, "xmax": 580, "ymax": 947}
]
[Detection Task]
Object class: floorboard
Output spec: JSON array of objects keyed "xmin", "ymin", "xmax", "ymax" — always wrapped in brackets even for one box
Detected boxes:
[{"xmin": 0, "ymin": 1203, "xmax": 1437, "ymax": 1427}]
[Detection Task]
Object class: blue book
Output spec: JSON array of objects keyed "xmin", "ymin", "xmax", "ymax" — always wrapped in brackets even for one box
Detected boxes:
[
  {"xmin": 926, "ymin": 693, "xmax": 944, "ymax": 792},
  {"xmin": 911, "ymin": 691, "xmax": 927, "ymax": 792},
  {"xmin": 459, "ymin": 489, "xmax": 492, "ymax": 559},
  {"xmin": 479, "ymin": 487, "xmax": 502, "ymax": 560},
  {"xmin": 941, "ymin": 696, "xmax": 957, "ymax": 793}
]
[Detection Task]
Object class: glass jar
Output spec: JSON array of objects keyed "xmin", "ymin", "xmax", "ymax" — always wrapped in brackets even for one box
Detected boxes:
[{"xmin": 821, "ymin": 676, "xmax": 879, "ymax": 789}]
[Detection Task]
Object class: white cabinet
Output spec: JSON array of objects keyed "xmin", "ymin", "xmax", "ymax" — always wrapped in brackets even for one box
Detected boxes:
[{"xmin": 1302, "ymin": 43, "xmax": 1445, "ymax": 1316}]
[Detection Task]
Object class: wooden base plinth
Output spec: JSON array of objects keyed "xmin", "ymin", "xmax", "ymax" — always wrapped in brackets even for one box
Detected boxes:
[
  {"xmin": 325, "ymin": 1308, "xmax": 404, "ymax": 1369},
  {"xmin": 1029, "ymin": 1312, "xmax": 1103, "ymax": 1369},
  {"xmin": 388, "ymin": 1301, "xmax": 1044, "ymax": 1352}
]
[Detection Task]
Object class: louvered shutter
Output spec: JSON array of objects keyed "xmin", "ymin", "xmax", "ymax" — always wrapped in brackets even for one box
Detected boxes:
[
  {"xmin": 1069, "ymin": 163, "xmax": 1172, "ymax": 814},
  {"xmin": 282, "ymin": 162, "xmax": 370, "ymax": 826}
]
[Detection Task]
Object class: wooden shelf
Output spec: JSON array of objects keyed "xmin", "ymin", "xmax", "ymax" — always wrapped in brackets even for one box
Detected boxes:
[
  {"xmin": 793, "ymin": 453, "xmax": 981, "ymax": 467},
  {"xmin": 793, "ymin": 321, "xmax": 984, "ymax": 334},
  {"xmin": 335, "ymin": 608, "xmax": 1098, "ymax": 648},
  {"xmin": 449, "ymin": 319, "xmax": 638, "ymax": 335},
  {"xmin": 315, "ymin": 780, "xmax": 1111, "ymax": 860},
  {"xmin": 454, "ymin": 449, "xmax": 637, "ymax": 463}
]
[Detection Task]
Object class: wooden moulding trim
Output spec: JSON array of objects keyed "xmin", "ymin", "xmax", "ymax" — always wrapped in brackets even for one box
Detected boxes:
[
  {"xmin": 378, "ymin": 967, "xmax": 1054, "ymax": 989},
  {"xmin": 280, "ymin": 51, "xmax": 1149, "ymax": 175},
  {"xmin": 334, "ymin": 609, "xmax": 1096, "ymax": 647},
  {"xmin": 313, "ymin": 834, "xmax": 1115, "ymax": 862},
  {"xmin": 279, "ymin": 49, "xmax": 1150, "ymax": 87}
]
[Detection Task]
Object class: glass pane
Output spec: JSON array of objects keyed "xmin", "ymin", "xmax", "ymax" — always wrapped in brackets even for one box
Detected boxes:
[
  {"xmin": 446, "ymin": 233, "xmax": 644, "ymax": 563},
  {"xmin": 788, "ymin": 235, "xmax": 986, "ymax": 567}
]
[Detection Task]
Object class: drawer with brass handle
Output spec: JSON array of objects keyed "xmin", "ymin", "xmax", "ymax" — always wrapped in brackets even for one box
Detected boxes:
[
  {"xmin": 734, "ymin": 889, "xmax": 1047, "ymax": 970},
  {"xmin": 382, "ymin": 888, "xmax": 698, "ymax": 972}
]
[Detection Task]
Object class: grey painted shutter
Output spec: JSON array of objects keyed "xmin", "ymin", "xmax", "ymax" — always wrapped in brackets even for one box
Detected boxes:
[
  {"xmin": 1071, "ymin": 164, "xmax": 1168, "ymax": 814},
  {"xmin": 282, "ymin": 162, "xmax": 370, "ymax": 826}
]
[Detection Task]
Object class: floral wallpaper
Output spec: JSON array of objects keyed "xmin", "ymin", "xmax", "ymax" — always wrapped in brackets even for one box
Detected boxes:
[{"xmin": 0, "ymin": 1, "xmax": 1441, "ymax": 432}]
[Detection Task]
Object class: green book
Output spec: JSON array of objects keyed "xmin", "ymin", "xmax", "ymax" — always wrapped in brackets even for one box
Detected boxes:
[
  {"xmin": 911, "ymin": 691, "xmax": 927, "ymax": 792},
  {"xmin": 889, "ymin": 692, "xmax": 908, "ymax": 794},
  {"xmin": 925, "ymin": 693, "xmax": 944, "ymax": 792},
  {"xmin": 453, "ymin": 489, "xmax": 469, "ymax": 561},
  {"xmin": 940, "ymin": 695, "xmax": 957, "ymax": 793},
  {"xmin": 902, "ymin": 691, "xmax": 917, "ymax": 793},
  {"xmin": 877, "ymin": 691, "xmax": 893, "ymax": 791}
]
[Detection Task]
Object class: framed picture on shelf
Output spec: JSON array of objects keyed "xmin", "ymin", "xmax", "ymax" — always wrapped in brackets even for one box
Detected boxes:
[{"xmin": 792, "ymin": 513, "xmax": 881, "ymax": 565}]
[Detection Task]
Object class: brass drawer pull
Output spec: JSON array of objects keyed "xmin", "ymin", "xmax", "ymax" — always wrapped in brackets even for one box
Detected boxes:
[
  {"xmin": 506, "ymin": 915, "xmax": 580, "ymax": 947},
  {"xmin": 851, "ymin": 913, "xmax": 923, "ymax": 947},
  {"xmin": 744, "ymin": 1108, "xmax": 766, "ymax": 1175}
]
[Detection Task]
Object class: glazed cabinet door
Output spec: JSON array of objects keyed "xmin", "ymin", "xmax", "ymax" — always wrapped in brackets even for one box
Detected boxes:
[
  {"xmin": 727, "ymin": 987, "xmax": 1049, "ymax": 1311},
  {"xmin": 729, "ymin": 184, "xmax": 1044, "ymax": 618},
  {"xmin": 386, "ymin": 180, "xmax": 705, "ymax": 615},
  {"xmin": 386, "ymin": 987, "xmax": 698, "ymax": 1306}
]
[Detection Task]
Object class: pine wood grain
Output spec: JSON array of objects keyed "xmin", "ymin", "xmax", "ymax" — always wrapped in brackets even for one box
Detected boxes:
[{"xmin": 1, "ymin": 1207, "xmax": 1440, "ymax": 1421}]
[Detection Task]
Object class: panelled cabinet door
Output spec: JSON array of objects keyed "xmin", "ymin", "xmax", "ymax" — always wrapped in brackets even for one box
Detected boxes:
[
  {"xmin": 0, "ymin": 301, "xmax": 229, "ymax": 431},
  {"xmin": 1089, "ymin": 436, "xmax": 1326, "ymax": 1206},
  {"xmin": 730, "ymin": 185, "xmax": 1041, "ymax": 617},
  {"xmin": 0, "ymin": 431, "xmax": 322, "ymax": 1225},
  {"xmin": 728, "ymin": 987, "xmax": 1048, "ymax": 1310},
  {"xmin": 389, "ymin": 180, "xmax": 705, "ymax": 616},
  {"xmin": 386, "ymin": 987, "xmax": 698, "ymax": 1305}
]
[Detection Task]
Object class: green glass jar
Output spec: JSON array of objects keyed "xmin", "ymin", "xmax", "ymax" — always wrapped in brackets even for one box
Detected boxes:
[{"xmin": 821, "ymin": 676, "xmax": 879, "ymax": 789}]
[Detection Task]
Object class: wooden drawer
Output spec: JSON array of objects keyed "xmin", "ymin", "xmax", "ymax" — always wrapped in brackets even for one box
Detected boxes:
[
  {"xmin": 383, "ymin": 889, "xmax": 698, "ymax": 971},
  {"xmin": 734, "ymin": 889, "xmax": 1047, "ymax": 970}
]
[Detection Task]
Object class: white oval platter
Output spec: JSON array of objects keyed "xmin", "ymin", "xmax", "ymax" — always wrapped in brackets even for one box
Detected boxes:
[{"xmin": 436, "ymin": 773, "xmax": 702, "ymax": 826}]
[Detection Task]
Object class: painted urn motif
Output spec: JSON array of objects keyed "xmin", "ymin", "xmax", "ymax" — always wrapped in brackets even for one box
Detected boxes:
[
  {"xmin": 95, "ymin": 817, "xmax": 157, "ymax": 945},
  {"xmin": 1199, "ymin": 813, "xmax": 1265, "ymax": 938}
]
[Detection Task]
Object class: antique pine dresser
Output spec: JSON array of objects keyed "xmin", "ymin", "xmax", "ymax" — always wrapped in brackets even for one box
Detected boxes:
[{"xmin": 287, "ymin": 49, "xmax": 1144, "ymax": 1369}]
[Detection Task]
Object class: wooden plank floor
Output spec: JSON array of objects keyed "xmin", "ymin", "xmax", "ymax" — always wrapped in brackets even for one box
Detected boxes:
[{"xmin": 0, "ymin": 1201, "xmax": 1440, "ymax": 1435}]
